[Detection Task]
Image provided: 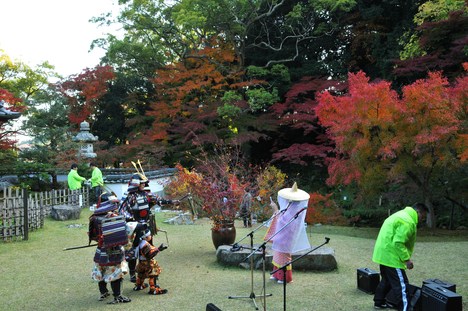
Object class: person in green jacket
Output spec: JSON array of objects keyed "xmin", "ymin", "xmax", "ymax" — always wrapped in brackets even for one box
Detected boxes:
[
  {"xmin": 372, "ymin": 203, "xmax": 428, "ymax": 310},
  {"xmin": 68, "ymin": 163, "xmax": 86, "ymax": 190},
  {"xmin": 89, "ymin": 162, "xmax": 104, "ymax": 205}
]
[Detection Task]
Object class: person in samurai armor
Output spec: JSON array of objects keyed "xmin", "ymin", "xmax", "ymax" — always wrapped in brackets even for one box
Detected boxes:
[
  {"xmin": 88, "ymin": 193, "xmax": 131, "ymax": 304},
  {"xmin": 264, "ymin": 182, "xmax": 310, "ymax": 284},
  {"xmin": 119, "ymin": 173, "xmax": 178, "ymax": 282},
  {"xmin": 133, "ymin": 228, "xmax": 169, "ymax": 295}
]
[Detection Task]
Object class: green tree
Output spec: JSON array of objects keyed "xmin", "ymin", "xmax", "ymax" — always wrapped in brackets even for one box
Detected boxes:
[
  {"xmin": 336, "ymin": 0, "xmax": 422, "ymax": 80},
  {"xmin": 394, "ymin": 5, "xmax": 468, "ymax": 84},
  {"xmin": 0, "ymin": 50, "xmax": 57, "ymax": 158},
  {"xmin": 400, "ymin": 0, "xmax": 466, "ymax": 59},
  {"xmin": 20, "ymin": 85, "xmax": 75, "ymax": 187},
  {"xmin": 1, "ymin": 50, "xmax": 58, "ymax": 100}
]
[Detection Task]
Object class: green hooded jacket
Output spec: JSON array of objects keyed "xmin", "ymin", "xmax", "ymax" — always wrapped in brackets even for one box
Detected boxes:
[
  {"xmin": 372, "ymin": 206, "xmax": 418, "ymax": 269},
  {"xmin": 68, "ymin": 169, "xmax": 86, "ymax": 190},
  {"xmin": 90, "ymin": 167, "xmax": 104, "ymax": 188}
]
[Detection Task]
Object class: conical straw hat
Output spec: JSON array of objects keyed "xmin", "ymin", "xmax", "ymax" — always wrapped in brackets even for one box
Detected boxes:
[{"xmin": 278, "ymin": 182, "xmax": 310, "ymax": 201}]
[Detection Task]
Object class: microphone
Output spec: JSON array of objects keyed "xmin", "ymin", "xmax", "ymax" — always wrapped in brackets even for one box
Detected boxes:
[
  {"xmin": 230, "ymin": 243, "xmax": 242, "ymax": 252},
  {"xmin": 293, "ymin": 207, "xmax": 308, "ymax": 218},
  {"xmin": 283, "ymin": 201, "xmax": 292, "ymax": 212}
]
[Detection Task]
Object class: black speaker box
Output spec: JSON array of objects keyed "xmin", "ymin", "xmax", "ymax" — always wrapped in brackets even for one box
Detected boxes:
[
  {"xmin": 357, "ymin": 268, "xmax": 380, "ymax": 294},
  {"xmin": 423, "ymin": 278, "xmax": 456, "ymax": 293},
  {"xmin": 421, "ymin": 282, "xmax": 462, "ymax": 311},
  {"xmin": 206, "ymin": 303, "xmax": 222, "ymax": 311}
]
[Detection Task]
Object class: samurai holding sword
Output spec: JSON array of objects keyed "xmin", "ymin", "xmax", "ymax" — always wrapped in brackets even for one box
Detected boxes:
[
  {"xmin": 89, "ymin": 194, "xmax": 131, "ymax": 304},
  {"xmin": 119, "ymin": 172, "xmax": 178, "ymax": 283}
]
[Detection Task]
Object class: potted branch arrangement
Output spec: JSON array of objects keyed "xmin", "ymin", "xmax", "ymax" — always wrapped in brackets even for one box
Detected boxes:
[{"xmin": 167, "ymin": 152, "xmax": 245, "ymax": 249}]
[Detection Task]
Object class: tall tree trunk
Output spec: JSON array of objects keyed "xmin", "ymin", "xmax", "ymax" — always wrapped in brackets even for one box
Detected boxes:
[
  {"xmin": 407, "ymin": 171, "xmax": 436, "ymax": 229},
  {"xmin": 424, "ymin": 197, "xmax": 436, "ymax": 229},
  {"xmin": 421, "ymin": 183, "xmax": 436, "ymax": 229},
  {"xmin": 51, "ymin": 172, "xmax": 58, "ymax": 189}
]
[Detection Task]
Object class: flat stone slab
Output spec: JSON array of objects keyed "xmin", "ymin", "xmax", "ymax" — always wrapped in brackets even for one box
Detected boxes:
[
  {"xmin": 216, "ymin": 244, "xmax": 337, "ymax": 271},
  {"xmin": 163, "ymin": 212, "xmax": 194, "ymax": 225},
  {"xmin": 50, "ymin": 204, "xmax": 81, "ymax": 221}
]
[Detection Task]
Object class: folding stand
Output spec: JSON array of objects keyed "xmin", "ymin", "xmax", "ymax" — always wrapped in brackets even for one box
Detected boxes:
[
  {"xmin": 228, "ymin": 223, "xmax": 272, "ymax": 310},
  {"xmin": 271, "ymin": 237, "xmax": 330, "ymax": 311}
]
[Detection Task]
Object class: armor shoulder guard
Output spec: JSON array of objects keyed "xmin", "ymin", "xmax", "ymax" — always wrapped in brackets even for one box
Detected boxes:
[{"xmin": 88, "ymin": 216, "xmax": 102, "ymax": 242}]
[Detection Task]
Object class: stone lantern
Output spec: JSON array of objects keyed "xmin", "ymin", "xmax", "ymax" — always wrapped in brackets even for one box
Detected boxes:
[
  {"xmin": 0, "ymin": 100, "xmax": 21, "ymax": 121},
  {"xmin": 72, "ymin": 120, "xmax": 98, "ymax": 158}
]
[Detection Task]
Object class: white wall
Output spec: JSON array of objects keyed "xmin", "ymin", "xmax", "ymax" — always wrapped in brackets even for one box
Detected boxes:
[
  {"xmin": 104, "ymin": 177, "xmax": 171, "ymax": 199},
  {"xmin": 57, "ymin": 174, "xmax": 170, "ymax": 200}
]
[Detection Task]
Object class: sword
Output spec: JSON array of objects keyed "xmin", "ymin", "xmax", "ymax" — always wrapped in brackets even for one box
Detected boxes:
[
  {"xmin": 156, "ymin": 228, "xmax": 169, "ymax": 245},
  {"xmin": 63, "ymin": 244, "xmax": 97, "ymax": 251}
]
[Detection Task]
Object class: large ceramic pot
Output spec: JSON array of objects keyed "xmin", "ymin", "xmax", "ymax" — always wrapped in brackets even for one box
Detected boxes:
[{"xmin": 211, "ymin": 220, "xmax": 236, "ymax": 250}]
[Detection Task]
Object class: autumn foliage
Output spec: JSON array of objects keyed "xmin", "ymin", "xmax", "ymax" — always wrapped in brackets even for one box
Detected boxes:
[
  {"xmin": 269, "ymin": 76, "xmax": 346, "ymax": 166},
  {"xmin": 149, "ymin": 41, "xmax": 240, "ymax": 143},
  {"xmin": 166, "ymin": 154, "xmax": 246, "ymax": 228},
  {"xmin": 305, "ymin": 192, "xmax": 346, "ymax": 225},
  {"xmin": 316, "ymin": 69, "xmax": 467, "ymax": 187},
  {"xmin": 58, "ymin": 66, "xmax": 115, "ymax": 125},
  {"xmin": 315, "ymin": 68, "xmax": 467, "ymax": 227},
  {"xmin": 144, "ymin": 38, "xmax": 267, "ymax": 158},
  {"xmin": 0, "ymin": 88, "xmax": 25, "ymax": 150}
]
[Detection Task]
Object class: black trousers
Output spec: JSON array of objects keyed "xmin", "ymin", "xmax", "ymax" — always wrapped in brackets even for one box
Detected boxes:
[
  {"xmin": 91, "ymin": 186, "xmax": 102, "ymax": 204},
  {"xmin": 374, "ymin": 264, "xmax": 410, "ymax": 311},
  {"xmin": 99, "ymin": 279, "xmax": 122, "ymax": 297}
]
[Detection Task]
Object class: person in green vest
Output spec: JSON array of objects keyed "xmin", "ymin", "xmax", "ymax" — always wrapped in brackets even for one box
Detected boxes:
[
  {"xmin": 372, "ymin": 203, "xmax": 428, "ymax": 310},
  {"xmin": 89, "ymin": 162, "xmax": 104, "ymax": 206},
  {"xmin": 68, "ymin": 163, "xmax": 86, "ymax": 190}
]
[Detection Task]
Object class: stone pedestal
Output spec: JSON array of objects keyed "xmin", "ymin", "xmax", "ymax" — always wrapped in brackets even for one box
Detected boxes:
[
  {"xmin": 216, "ymin": 244, "xmax": 337, "ymax": 271},
  {"xmin": 51, "ymin": 205, "xmax": 81, "ymax": 221}
]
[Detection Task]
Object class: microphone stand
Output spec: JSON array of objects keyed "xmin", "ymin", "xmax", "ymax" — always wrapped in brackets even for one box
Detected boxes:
[
  {"xmin": 228, "ymin": 213, "xmax": 276, "ymax": 310},
  {"xmin": 271, "ymin": 237, "xmax": 331, "ymax": 311},
  {"xmin": 234, "ymin": 203, "xmax": 301, "ymax": 310},
  {"xmin": 246, "ymin": 206, "xmax": 306, "ymax": 261}
]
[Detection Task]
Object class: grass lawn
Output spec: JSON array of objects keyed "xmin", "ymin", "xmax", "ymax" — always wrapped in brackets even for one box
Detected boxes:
[{"xmin": 1, "ymin": 208, "xmax": 467, "ymax": 311}]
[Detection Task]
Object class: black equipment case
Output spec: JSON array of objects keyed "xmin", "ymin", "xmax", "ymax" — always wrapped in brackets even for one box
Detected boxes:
[
  {"xmin": 206, "ymin": 303, "xmax": 222, "ymax": 311},
  {"xmin": 421, "ymin": 282, "xmax": 462, "ymax": 311},
  {"xmin": 357, "ymin": 268, "xmax": 380, "ymax": 294},
  {"xmin": 423, "ymin": 279, "xmax": 456, "ymax": 293}
]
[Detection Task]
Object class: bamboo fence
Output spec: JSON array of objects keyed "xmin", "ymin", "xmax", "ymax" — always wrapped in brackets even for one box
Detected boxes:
[{"xmin": 0, "ymin": 187, "xmax": 89, "ymax": 242}]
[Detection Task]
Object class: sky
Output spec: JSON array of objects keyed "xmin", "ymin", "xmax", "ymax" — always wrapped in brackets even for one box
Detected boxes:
[{"xmin": 0, "ymin": 0, "xmax": 121, "ymax": 77}]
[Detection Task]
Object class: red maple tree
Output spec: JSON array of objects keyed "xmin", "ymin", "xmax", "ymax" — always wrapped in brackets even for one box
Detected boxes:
[
  {"xmin": 315, "ymin": 68, "xmax": 467, "ymax": 227},
  {"xmin": 269, "ymin": 76, "xmax": 347, "ymax": 166},
  {"xmin": 58, "ymin": 66, "xmax": 115, "ymax": 125},
  {"xmin": 0, "ymin": 88, "xmax": 26, "ymax": 150}
]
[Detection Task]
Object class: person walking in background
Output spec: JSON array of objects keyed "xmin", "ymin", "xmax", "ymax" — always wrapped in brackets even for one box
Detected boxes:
[
  {"xmin": 68, "ymin": 163, "xmax": 86, "ymax": 190},
  {"xmin": 89, "ymin": 162, "xmax": 104, "ymax": 206},
  {"xmin": 372, "ymin": 203, "xmax": 428, "ymax": 310},
  {"xmin": 239, "ymin": 187, "xmax": 253, "ymax": 227}
]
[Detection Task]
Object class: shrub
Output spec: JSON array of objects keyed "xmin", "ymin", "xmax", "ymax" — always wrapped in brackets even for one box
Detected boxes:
[
  {"xmin": 306, "ymin": 192, "xmax": 347, "ymax": 225},
  {"xmin": 342, "ymin": 207, "xmax": 390, "ymax": 227}
]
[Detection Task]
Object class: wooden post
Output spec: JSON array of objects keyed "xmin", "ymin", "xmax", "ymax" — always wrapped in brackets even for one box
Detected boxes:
[{"xmin": 23, "ymin": 188, "xmax": 29, "ymax": 241}]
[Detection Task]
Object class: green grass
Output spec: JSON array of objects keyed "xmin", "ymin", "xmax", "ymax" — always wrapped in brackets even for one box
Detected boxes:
[{"xmin": 1, "ymin": 209, "xmax": 467, "ymax": 311}]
